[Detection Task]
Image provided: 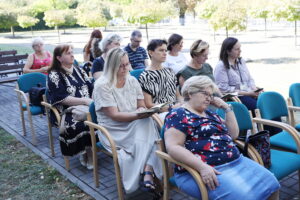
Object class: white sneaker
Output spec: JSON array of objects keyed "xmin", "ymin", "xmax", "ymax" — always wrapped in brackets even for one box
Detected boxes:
[
  {"xmin": 86, "ymin": 155, "xmax": 93, "ymax": 170},
  {"xmin": 79, "ymin": 154, "xmax": 87, "ymax": 167}
]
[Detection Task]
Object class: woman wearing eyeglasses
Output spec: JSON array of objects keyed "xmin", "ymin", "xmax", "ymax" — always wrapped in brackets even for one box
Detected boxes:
[
  {"xmin": 93, "ymin": 47, "xmax": 162, "ymax": 195},
  {"xmin": 23, "ymin": 37, "xmax": 52, "ymax": 74},
  {"xmin": 177, "ymin": 39, "xmax": 214, "ymax": 89},
  {"xmin": 164, "ymin": 75, "xmax": 280, "ymax": 200}
]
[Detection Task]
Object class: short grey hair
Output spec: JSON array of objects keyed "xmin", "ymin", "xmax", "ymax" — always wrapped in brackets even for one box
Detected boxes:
[
  {"xmin": 100, "ymin": 47, "xmax": 128, "ymax": 86},
  {"xmin": 32, "ymin": 37, "xmax": 44, "ymax": 47},
  {"xmin": 181, "ymin": 76, "xmax": 218, "ymax": 101},
  {"xmin": 99, "ymin": 33, "xmax": 122, "ymax": 53},
  {"xmin": 131, "ymin": 30, "xmax": 142, "ymax": 39}
]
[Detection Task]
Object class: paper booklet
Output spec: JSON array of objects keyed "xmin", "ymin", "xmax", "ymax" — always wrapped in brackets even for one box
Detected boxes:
[
  {"xmin": 221, "ymin": 92, "xmax": 238, "ymax": 99},
  {"xmin": 135, "ymin": 102, "xmax": 170, "ymax": 114}
]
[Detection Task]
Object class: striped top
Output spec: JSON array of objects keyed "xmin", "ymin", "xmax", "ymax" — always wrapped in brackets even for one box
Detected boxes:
[
  {"xmin": 138, "ymin": 68, "xmax": 177, "ymax": 104},
  {"xmin": 124, "ymin": 44, "xmax": 148, "ymax": 70}
]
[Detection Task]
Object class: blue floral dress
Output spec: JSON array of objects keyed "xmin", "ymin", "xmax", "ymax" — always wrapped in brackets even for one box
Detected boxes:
[{"xmin": 47, "ymin": 67, "xmax": 93, "ymax": 156}]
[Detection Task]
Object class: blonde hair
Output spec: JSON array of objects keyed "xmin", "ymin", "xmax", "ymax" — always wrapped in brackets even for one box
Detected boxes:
[
  {"xmin": 190, "ymin": 39, "xmax": 209, "ymax": 58},
  {"xmin": 181, "ymin": 75, "xmax": 218, "ymax": 101},
  {"xmin": 32, "ymin": 37, "xmax": 44, "ymax": 47},
  {"xmin": 99, "ymin": 48, "xmax": 128, "ymax": 86}
]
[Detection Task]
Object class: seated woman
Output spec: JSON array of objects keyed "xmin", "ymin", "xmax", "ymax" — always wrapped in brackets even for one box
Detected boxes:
[
  {"xmin": 23, "ymin": 37, "xmax": 52, "ymax": 74},
  {"xmin": 163, "ymin": 33, "xmax": 187, "ymax": 74},
  {"xmin": 139, "ymin": 39, "xmax": 182, "ymax": 118},
  {"xmin": 164, "ymin": 75, "xmax": 280, "ymax": 200},
  {"xmin": 93, "ymin": 48, "xmax": 162, "ymax": 194},
  {"xmin": 214, "ymin": 37, "xmax": 261, "ymax": 111},
  {"xmin": 91, "ymin": 33, "xmax": 122, "ymax": 80},
  {"xmin": 177, "ymin": 39, "xmax": 214, "ymax": 89},
  {"xmin": 47, "ymin": 44, "xmax": 94, "ymax": 169},
  {"xmin": 83, "ymin": 29, "xmax": 102, "ymax": 65}
]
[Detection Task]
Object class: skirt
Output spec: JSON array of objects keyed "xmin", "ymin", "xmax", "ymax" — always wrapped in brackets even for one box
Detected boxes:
[{"xmin": 174, "ymin": 155, "xmax": 280, "ymax": 200}]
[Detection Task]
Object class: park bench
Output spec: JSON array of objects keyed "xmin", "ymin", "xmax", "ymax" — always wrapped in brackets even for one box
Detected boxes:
[{"xmin": 0, "ymin": 50, "xmax": 28, "ymax": 83}]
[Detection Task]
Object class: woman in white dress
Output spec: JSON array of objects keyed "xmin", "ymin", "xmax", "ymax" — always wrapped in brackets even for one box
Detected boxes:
[{"xmin": 93, "ymin": 47, "xmax": 162, "ymax": 195}]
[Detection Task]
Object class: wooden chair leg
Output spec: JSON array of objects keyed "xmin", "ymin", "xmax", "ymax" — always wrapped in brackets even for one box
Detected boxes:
[
  {"xmin": 20, "ymin": 109, "xmax": 26, "ymax": 136},
  {"xmin": 27, "ymin": 111, "xmax": 37, "ymax": 145},
  {"xmin": 45, "ymin": 108, "xmax": 55, "ymax": 157},
  {"xmin": 64, "ymin": 156, "xmax": 70, "ymax": 171},
  {"xmin": 93, "ymin": 148, "xmax": 99, "ymax": 187}
]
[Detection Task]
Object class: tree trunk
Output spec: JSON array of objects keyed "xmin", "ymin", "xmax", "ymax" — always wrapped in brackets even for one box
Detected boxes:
[
  {"xmin": 56, "ymin": 26, "xmax": 60, "ymax": 43},
  {"xmin": 226, "ymin": 26, "xmax": 228, "ymax": 38},
  {"xmin": 295, "ymin": 21, "xmax": 297, "ymax": 46},
  {"xmin": 264, "ymin": 18, "xmax": 267, "ymax": 37},
  {"xmin": 10, "ymin": 26, "xmax": 15, "ymax": 38},
  {"xmin": 179, "ymin": 10, "xmax": 186, "ymax": 26},
  {"xmin": 31, "ymin": 26, "xmax": 33, "ymax": 36},
  {"xmin": 145, "ymin": 23, "xmax": 149, "ymax": 42},
  {"xmin": 63, "ymin": 28, "xmax": 66, "ymax": 34}
]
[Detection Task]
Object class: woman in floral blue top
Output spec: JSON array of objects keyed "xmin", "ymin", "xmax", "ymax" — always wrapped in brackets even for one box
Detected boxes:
[{"xmin": 164, "ymin": 75, "xmax": 280, "ymax": 200}]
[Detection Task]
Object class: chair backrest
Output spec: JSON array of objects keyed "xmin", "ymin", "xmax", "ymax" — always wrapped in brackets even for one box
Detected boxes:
[
  {"xmin": 130, "ymin": 69, "xmax": 144, "ymax": 80},
  {"xmin": 17, "ymin": 72, "xmax": 47, "ymax": 93},
  {"xmin": 257, "ymin": 91, "xmax": 288, "ymax": 119},
  {"xmin": 229, "ymin": 102, "xmax": 253, "ymax": 131},
  {"xmin": 89, "ymin": 101, "xmax": 98, "ymax": 124},
  {"xmin": 289, "ymin": 83, "xmax": 300, "ymax": 107}
]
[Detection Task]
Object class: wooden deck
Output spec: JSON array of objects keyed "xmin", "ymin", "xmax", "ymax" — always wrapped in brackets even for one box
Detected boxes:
[{"xmin": 0, "ymin": 82, "xmax": 299, "ymax": 200}]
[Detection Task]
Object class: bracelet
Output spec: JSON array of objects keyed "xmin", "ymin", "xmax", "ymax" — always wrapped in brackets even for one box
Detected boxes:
[{"xmin": 224, "ymin": 104, "xmax": 233, "ymax": 113}]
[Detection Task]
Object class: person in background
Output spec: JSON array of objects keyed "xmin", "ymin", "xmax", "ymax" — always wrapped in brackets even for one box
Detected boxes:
[
  {"xmin": 214, "ymin": 37, "xmax": 260, "ymax": 111},
  {"xmin": 138, "ymin": 39, "xmax": 182, "ymax": 119},
  {"xmin": 177, "ymin": 39, "xmax": 214, "ymax": 89},
  {"xmin": 164, "ymin": 75, "xmax": 280, "ymax": 200},
  {"xmin": 47, "ymin": 44, "xmax": 94, "ymax": 170},
  {"xmin": 23, "ymin": 37, "xmax": 52, "ymax": 74},
  {"xmin": 162, "ymin": 33, "xmax": 187, "ymax": 74},
  {"xmin": 83, "ymin": 29, "xmax": 102, "ymax": 65},
  {"xmin": 91, "ymin": 33, "xmax": 122, "ymax": 80},
  {"xmin": 93, "ymin": 47, "xmax": 162, "ymax": 196},
  {"xmin": 124, "ymin": 30, "xmax": 149, "ymax": 70}
]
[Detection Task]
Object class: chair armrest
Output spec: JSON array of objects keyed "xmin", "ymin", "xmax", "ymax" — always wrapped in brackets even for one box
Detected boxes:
[
  {"xmin": 84, "ymin": 119, "xmax": 118, "ymax": 157},
  {"xmin": 14, "ymin": 88, "xmax": 29, "ymax": 105},
  {"xmin": 252, "ymin": 117, "xmax": 300, "ymax": 154},
  {"xmin": 41, "ymin": 101, "xmax": 61, "ymax": 123},
  {"xmin": 151, "ymin": 113, "xmax": 164, "ymax": 129},
  {"xmin": 288, "ymin": 106, "xmax": 300, "ymax": 112},
  {"xmin": 234, "ymin": 140, "xmax": 264, "ymax": 166},
  {"xmin": 155, "ymin": 150, "xmax": 208, "ymax": 200}
]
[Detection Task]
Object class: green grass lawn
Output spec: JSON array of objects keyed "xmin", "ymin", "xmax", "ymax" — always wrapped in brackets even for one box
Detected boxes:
[
  {"xmin": 0, "ymin": 128, "xmax": 93, "ymax": 200},
  {"xmin": 0, "ymin": 44, "xmax": 32, "ymax": 55}
]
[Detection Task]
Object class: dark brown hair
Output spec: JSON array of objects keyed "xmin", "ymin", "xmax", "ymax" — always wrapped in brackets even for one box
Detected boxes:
[
  {"xmin": 84, "ymin": 29, "xmax": 102, "ymax": 55},
  {"xmin": 219, "ymin": 37, "xmax": 240, "ymax": 69},
  {"xmin": 48, "ymin": 44, "xmax": 72, "ymax": 74},
  {"xmin": 167, "ymin": 33, "xmax": 183, "ymax": 51}
]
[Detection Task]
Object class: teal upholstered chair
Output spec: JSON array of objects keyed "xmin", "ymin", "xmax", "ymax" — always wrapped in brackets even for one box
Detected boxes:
[
  {"xmin": 230, "ymin": 102, "xmax": 300, "ymax": 184},
  {"xmin": 15, "ymin": 72, "xmax": 47, "ymax": 145},
  {"xmin": 256, "ymin": 91, "xmax": 300, "ymax": 153},
  {"xmin": 288, "ymin": 83, "xmax": 300, "ymax": 129},
  {"xmin": 130, "ymin": 69, "xmax": 144, "ymax": 80}
]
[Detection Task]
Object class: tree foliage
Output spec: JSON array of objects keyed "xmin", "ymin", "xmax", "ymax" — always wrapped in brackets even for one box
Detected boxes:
[
  {"xmin": 17, "ymin": 15, "xmax": 39, "ymax": 28},
  {"xmin": 43, "ymin": 10, "xmax": 65, "ymax": 28},
  {"xmin": 197, "ymin": 0, "xmax": 247, "ymax": 36},
  {"xmin": 270, "ymin": 0, "xmax": 300, "ymax": 21}
]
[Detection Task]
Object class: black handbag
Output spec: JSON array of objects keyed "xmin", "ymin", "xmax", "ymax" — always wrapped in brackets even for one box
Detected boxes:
[
  {"xmin": 29, "ymin": 83, "xmax": 46, "ymax": 107},
  {"xmin": 238, "ymin": 130, "xmax": 271, "ymax": 168}
]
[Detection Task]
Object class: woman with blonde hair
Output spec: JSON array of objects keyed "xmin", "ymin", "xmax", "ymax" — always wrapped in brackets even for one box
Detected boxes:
[
  {"xmin": 93, "ymin": 47, "xmax": 162, "ymax": 195},
  {"xmin": 165, "ymin": 75, "xmax": 280, "ymax": 199},
  {"xmin": 177, "ymin": 39, "xmax": 214, "ymax": 88}
]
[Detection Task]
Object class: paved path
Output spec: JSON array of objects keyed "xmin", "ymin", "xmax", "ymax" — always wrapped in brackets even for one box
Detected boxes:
[{"xmin": 0, "ymin": 82, "xmax": 299, "ymax": 199}]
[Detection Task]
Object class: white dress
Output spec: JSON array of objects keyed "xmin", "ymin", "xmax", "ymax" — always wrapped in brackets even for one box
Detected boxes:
[{"xmin": 93, "ymin": 75, "xmax": 162, "ymax": 193}]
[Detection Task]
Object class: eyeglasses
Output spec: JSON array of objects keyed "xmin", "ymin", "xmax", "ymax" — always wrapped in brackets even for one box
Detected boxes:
[
  {"xmin": 197, "ymin": 90, "xmax": 214, "ymax": 100},
  {"xmin": 120, "ymin": 63, "xmax": 131, "ymax": 68},
  {"xmin": 133, "ymin": 40, "xmax": 142, "ymax": 43},
  {"xmin": 33, "ymin": 43, "xmax": 43, "ymax": 47}
]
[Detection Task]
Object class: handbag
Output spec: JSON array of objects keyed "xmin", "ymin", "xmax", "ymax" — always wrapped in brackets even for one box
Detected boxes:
[
  {"xmin": 29, "ymin": 83, "xmax": 46, "ymax": 107},
  {"xmin": 59, "ymin": 105, "xmax": 89, "ymax": 134},
  {"xmin": 237, "ymin": 130, "xmax": 271, "ymax": 168}
]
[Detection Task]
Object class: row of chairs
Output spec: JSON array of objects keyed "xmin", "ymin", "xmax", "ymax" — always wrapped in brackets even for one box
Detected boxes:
[{"xmin": 14, "ymin": 71, "xmax": 300, "ymax": 199}]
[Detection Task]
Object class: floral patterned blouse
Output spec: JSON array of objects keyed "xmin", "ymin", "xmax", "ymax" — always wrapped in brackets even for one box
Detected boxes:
[{"xmin": 165, "ymin": 107, "xmax": 240, "ymax": 173}]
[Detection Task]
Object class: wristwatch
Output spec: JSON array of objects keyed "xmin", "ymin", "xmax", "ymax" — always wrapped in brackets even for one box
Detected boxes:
[{"xmin": 224, "ymin": 104, "xmax": 233, "ymax": 113}]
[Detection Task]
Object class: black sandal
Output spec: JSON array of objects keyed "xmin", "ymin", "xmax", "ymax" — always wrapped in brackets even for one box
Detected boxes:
[{"xmin": 140, "ymin": 171, "xmax": 156, "ymax": 192}]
